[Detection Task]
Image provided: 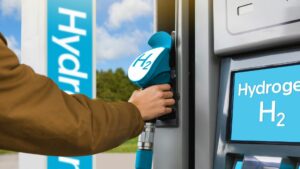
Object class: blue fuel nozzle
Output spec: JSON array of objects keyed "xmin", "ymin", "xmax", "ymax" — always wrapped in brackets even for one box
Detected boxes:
[
  {"xmin": 128, "ymin": 31, "xmax": 173, "ymax": 88},
  {"xmin": 128, "ymin": 31, "xmax": 173, "ymax": 169}
]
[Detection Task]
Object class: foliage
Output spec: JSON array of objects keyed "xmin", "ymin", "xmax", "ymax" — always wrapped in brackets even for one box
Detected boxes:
[
  {"xmin": 97, "ymin": 68, "xmax": 138, "ymax": 101},
  {"xmin": 107, "ymin": 137, "xmax": 138, "ymax": 153},
  {"xmin": 0, "ymin": 150, "xmax": 13, "ymax": 154}
]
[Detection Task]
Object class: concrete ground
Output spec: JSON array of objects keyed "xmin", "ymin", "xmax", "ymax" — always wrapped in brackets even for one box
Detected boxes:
[
  {"xmin": 96, "ymin": 154, "xmax": 135, "ymax": 169},
  {"xmin": 0, "ymin": 154, "xmax": 18, "ymax": 169},
  {"xmin": 0, "ymin": 153, "xmax": 135, "ymax": 169}
]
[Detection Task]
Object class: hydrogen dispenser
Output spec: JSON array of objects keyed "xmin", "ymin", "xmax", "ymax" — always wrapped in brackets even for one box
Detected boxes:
[{"xmin": 213, "ymin": 0, "xmax": 300, "ymax": 168}]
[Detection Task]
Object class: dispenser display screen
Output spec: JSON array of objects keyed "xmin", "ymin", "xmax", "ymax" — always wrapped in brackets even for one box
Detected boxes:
[{"xmin": 230, "ymin": 63, "xmax": 300, "ymax": 143}]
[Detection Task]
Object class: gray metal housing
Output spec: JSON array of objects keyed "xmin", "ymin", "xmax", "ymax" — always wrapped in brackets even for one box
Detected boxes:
[
  {"xmin": 214, "ymin": 0, "xmax": 300, "ymax": 55},
  {"xmin": 213, "ymin": 0, "xmax": 300, "ymax": 168},
  {"xmin": 153, "ymin": 0, "xmax": 193, "ymax": 169},
  {"xmin": 195, "ymin": 0, "xmax": 220, "ymax": 168}
]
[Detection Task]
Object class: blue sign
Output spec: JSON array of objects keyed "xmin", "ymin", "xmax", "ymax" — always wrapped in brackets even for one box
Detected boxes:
[
  {"xmin": 47, "ymin": 0, "xmax": 94, "ymax": 97},
  {"xmin": 231, "ymin": 64, "xmax": 300, "ymax": 143},
  {"xmin": 48, "ymin": 156, "xmax": 93, "ymax": 169},
  {"xmin": 47, "ymin": 0, "xmax": 94, "ymax": 168}
]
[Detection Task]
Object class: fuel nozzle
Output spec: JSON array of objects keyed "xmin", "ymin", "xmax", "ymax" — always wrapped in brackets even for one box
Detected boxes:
[
  {"xmin": 128, "ymin": 31, "xmax": 173, "ymax": 169},
  {"xmin": 138, "ymin": 122, "xmax": 156, "ymax": 150}
]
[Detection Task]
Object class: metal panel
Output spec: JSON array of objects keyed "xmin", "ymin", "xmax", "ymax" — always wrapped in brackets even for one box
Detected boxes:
[
  {"xmin": 227, "ymin": 0, "xmax": 300, "ymax": 34},
  {"xmin": 153, "ymin": 0, "xmax": 191, "ymax": 168},
  {"xmin": 195, "ymin": 0, "xmax": 220, "ymax": 169},
  {"xmin": 214, "ymin": 0, "xmax": 300, "ymax": 55},
  {"xmin": 19, "ymin": 0, "xmax": 48, "ymax": 168},
  {"xmin": 21, "ymin": 0, "xmax": 47, "ymax": 75}
]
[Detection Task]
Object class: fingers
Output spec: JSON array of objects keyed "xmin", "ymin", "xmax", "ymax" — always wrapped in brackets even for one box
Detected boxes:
[
  {"xmin": 156, "ymin": 84, "xmax": 171, "ymax": 91},
  {"xmin": 162, "ymin": 91, "xmax": 173, "ymax": 98},
  {"xmin": 153, "ymin": 84, "xmax": 173, "ymax": 98},
  {"xmin": 164, "ymin": 107, "xmax": 172, "ymax": 114},
  {"xmin": 164, "ymin": 98, "xmax": 176, "ymax": 106},
  {"xmin": 158, "ymin": 99, "xmax": 175, "ymax": 117}
]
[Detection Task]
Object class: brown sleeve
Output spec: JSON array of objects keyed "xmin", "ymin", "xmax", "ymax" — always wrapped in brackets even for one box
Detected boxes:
[
  {"xmin": 0, "ymin": 35, "xmax": 144, "ymax": 156},
  {"xmin": 0, "ymin": 33, "xmax": 7, "ymax": 45}
]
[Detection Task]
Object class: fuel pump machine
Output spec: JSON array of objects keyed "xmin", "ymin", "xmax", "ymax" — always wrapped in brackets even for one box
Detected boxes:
[{"xmin": 213, "ymin": 0, "xmax": 300, "ymax": 168}]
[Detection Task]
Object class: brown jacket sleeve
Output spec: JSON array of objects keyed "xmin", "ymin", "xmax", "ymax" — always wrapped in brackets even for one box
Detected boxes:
[{"xmin": 0, "ymin": 33, "xmax": 144, "ymax": 156}]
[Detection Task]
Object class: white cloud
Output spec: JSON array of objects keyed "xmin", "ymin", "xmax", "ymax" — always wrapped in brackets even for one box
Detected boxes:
[
  {"xmin": 107, "ymin": 0, "xmax": 153, "ymax": 29},
  {"xmin": 6, "ymin": 35, "xmax": 21, "ymax": 58},
  {"xmin": 0, "ymin": 0, "xmax": 21, "ymax": 19},
  {"xmin": 96, "ymin": 26, "xmax": 151, "ymax": 62}
]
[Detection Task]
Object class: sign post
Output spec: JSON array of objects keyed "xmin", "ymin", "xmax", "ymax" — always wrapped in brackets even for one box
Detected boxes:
[
  {"xmin": 47, "ymin": 0, "xmax": 96, "ymax": 169},
  {"xmin": 20, "ymin": 0, "xmax": 96, "ymax": 168}
]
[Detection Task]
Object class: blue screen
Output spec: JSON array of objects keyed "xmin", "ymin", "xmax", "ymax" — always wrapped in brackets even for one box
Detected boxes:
[
  {"xmin": 234, "ymin": 161, "xmax": 243, "ymax": 169},
  {"xmin": 231, "ymin": 63, "xmax": 300, "ymax": 143}
]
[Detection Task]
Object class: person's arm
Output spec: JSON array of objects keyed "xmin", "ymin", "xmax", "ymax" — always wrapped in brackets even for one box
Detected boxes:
[{"xmin": 0, "ymin": 33, "xmax": 144, "ymax": 156}]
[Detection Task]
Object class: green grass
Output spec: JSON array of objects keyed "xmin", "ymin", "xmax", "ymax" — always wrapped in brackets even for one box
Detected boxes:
[
  {"xmin": 107, "ymin": 137, "xmax": 138, "ymax": 153},
  {"xmin": 0, "ymin": 150, "xmax": 14, "ymax": 154},
  {"xmin": 0, "ymin": 138, "xmax": 138, "ymax": 154}
]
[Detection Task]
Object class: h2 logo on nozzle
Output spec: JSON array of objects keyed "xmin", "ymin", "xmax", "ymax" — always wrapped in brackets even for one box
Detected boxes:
[
  {"xmin": 128, "ymin": 47, "xmax": 165, "ymax": 82},
  {"xmin": 132, "ymin": 53, "xmax": 153, "ymax": 70}
]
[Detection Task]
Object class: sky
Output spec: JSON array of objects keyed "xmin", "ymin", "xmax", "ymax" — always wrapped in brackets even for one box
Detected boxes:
[{"xmin": 0, "ymin": 0, "xmax": 154, "ymax": 71}]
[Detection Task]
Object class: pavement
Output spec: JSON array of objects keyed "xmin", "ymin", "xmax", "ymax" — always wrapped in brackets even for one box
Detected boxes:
[
  {"xmin": 96, "ymin": 154, "xmax": 135, "ymax": 169},
  {"xmin": 0, "ymin": 154, "xmax": 18, "ymax": 169},
  {"xmin": 0, "ymin": 153, "xmax": 135, "ymax": 169}
]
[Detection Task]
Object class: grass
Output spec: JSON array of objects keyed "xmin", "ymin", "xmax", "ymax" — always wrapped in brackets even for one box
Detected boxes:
[
  {"xmin": 0, "ymin": 150, "xmax": 14, "ymax": 154},
  {"xmin": 107, "ymin": 137, "xmax": 138, "ymax": 153},
  {"xmin": 0, "ymin": 138, "xmax": 138, "ymax": 155}
]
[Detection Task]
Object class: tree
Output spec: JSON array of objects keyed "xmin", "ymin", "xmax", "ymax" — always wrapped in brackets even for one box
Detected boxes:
[{"xmin": 96, "ymin": 68, "xmax": 138, "ymax": 101}]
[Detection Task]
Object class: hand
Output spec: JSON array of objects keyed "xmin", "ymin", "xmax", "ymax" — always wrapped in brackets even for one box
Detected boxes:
[{"xmin": 128, "ymin": 84, "xmax": 175, "ymax": 121}]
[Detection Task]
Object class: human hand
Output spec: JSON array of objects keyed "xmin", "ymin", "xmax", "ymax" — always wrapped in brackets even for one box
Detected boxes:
[{"xmin": 128, "ymin": 84, "xmax": 175, "ymax": 121}]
